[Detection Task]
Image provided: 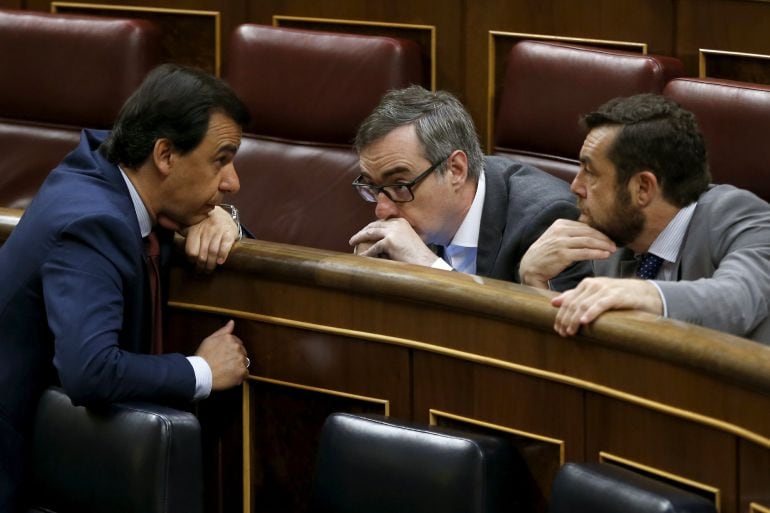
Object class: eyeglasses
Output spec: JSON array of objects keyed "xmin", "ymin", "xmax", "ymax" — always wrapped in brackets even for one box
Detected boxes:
[{"xmin": 352, "ymin": 156, "xmax": 450, "ymax": 203}]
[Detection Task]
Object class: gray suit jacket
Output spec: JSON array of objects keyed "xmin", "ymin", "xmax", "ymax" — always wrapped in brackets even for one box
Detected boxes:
[
  {"xmin": 477, "ymin": 156, "xmax": 592, "ymax": 291},
  {"xmin": 594, "ymin": 184, "xmax": 770, "ymax": 345}
]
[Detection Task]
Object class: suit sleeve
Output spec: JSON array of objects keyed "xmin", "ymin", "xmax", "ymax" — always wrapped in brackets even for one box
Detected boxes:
[
  {"xmin": 519, "ymin": 197, "xmax": 594, "ymax": 292},
  {"xmin": 656, "ymin": 192, "xmax": 770, "ymax": 338},
  {"xmin": 41, "ymin": 214, "xmax": 196, "ymax": 405}
]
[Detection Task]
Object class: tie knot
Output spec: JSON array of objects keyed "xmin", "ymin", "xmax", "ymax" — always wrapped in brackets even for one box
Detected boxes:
[
  {"xmin": 636, "ymin": 252, "xmax": 664, "ymax": 280},
  {"xmin": 144, "ymin": 231, "xmax": 160, "ymax": 258}
]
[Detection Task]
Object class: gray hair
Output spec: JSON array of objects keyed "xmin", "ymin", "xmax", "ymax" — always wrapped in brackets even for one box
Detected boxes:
[{"xmin": 354, "ymin": 85, "xmax": 483, "ymax": 181}]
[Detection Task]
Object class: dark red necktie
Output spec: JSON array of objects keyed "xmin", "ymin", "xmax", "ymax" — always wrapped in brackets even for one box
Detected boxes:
[{"xmin": 144, "ymin": 232, "xmax": 163, "ymax": 354}]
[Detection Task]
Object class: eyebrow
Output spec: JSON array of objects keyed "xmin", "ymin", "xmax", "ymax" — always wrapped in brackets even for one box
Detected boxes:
[
  {"xmin": 217, "ymin": 143, "xmax": 239, "ymax": 155},
  {"xmin": 360, "ymin": 165, "xmax": 412, "ymax": 182}
]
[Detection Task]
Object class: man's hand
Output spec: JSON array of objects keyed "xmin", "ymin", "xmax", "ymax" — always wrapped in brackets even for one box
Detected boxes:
[
  {"xmin": 551, "ymin": 277, "xmax": 663, "ymax": 336},
  {"xmin": 195, "ymin": 320, "xmax": 249, "ymax": 391},
  {"xmin": 183, "ymin": 206, "xmax": 240, "ymax": 272},
  {"xmin": 349, "ymin": 218, "xmax": 439, "ymax": 266},
  {"xmin": 519, "ymin": 219, "xmax": 616, "ymax": 289}
]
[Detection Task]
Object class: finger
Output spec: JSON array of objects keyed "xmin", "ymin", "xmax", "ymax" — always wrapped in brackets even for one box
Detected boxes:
[
  {"xmin": 186, "ymin": 231, "xmax": 202, "ymax": 261},
  {"xmin": 359, "ymin": 240, "xmax": 385, "ymax": 258},
  {"xmin": 212, "ymin": 319, "xmax": 235, "ymax": 336},
  {"xmin": 216, "ymin": 237, "xmax": 235, "ymax": 265}
]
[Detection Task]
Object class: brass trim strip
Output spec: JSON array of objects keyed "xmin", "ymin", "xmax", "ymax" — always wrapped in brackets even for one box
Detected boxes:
[
  {"xmin": 600, "ymin": 451, "xmax": 721, "ymax": 511},
  {"xmin": 51, "ymin": 2, "xmax": 222, "ymax": 76},
  {"xmin": 272, "ymin": 15, "xmax": 437, "ymax": 90},
  {"xmin": 247, "ymin": 375, "xmax": 390, "ymax": 416},
  {"xmin": 751, "ymin": 502, "xmax": 770, "ymax": 513},
  {"xmin": 429, "ymin": 409, "xmax": 565, "ymax": 464},
  {"xmin": 169, "ymin": 300, "xmax": 770, "ymax": 449},
  {"xmin": 242, "ymin": 381, "xmax": 251, "ymax": 513},
  {"xmin": 699, "ymin": 48, "xmax": 770, "ymax": 79},
  {"xmin": 488, "ymin": 30, "xmax": 648, "ymax": 53},
  {"xmin": 486, "ymin": 31, "xmax": 496, "ymax": 154}
]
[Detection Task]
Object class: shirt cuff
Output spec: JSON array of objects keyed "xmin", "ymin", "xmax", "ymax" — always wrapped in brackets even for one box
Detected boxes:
[
  {"xmin": 431, "ymin": 257, "xmax": 453, "ymax": 271},
  {"xmin": 187, "ymin": 356, "xmax": 213, "ymax": 400},
  {"xmin": 648, "ymin": 280, "xmax": 669, "ymax": 317}
]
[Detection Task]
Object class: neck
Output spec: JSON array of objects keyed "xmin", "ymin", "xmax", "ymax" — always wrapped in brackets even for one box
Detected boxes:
[
  {"xmin": 122, "ymin": 163, "xmax": 159, "ymax": 224},
  {"xmin": 629, "ymin": 200, "xmax": 680, "ymax": 253}
]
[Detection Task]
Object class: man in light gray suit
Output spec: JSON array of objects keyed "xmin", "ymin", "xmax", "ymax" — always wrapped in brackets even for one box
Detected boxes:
[
  {"xmin": 519, "ymin": 93, "xmax": 770, "ymax": 345},
  {"xmin": 348, "ymin": 85, "xmax": 591, "ymax": 291}
]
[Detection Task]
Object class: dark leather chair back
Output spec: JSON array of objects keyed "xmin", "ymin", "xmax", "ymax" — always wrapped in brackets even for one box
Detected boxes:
[
  {"xmin": 549, "ymin": 462, "xmax": 717, "ymax": 513},
  {"xmin": 493, "ymin": 40, "xmax": 684, "ymax": 182},
  {"xmin": 663, "ymin": 77, "xmax": 770, "ymax": 202},
  {"xmin": 26, "ymin": 387, "xmax": 203, "ymax": 513},
  {"xmin": 0, "ymin": 9, "xmax": 163, "ymax": 208},
  {"xmin": 226, "ymin": 24, "xmax": 424, "ymax": 252},
  {"xmin": 312, "ymin": 413, "xmax": 517, "ymax": 513}
]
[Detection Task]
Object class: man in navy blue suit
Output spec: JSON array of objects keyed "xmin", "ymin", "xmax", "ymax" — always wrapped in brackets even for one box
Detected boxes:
[{"xmin": 0, "ymin": 64, "xmax": 252, "ymax": 511}]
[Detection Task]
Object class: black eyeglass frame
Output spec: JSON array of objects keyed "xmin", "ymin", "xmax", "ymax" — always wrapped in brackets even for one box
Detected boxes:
[{"xmin": 352, "ymin": 155, "xmax": 451, "ymax": 203}]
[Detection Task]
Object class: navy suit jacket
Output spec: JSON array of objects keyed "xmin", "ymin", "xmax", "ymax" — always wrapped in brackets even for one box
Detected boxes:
[
  {"xmin": 0, "ymin": 129, "xmax": 195, "ymax": 508},
  {"xmin": 477, "ymin": 156, "xmax": 591, "ymax": 291}
]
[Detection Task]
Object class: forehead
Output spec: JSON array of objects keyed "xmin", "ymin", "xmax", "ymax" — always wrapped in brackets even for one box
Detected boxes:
[
  {"xmin": 199, "ymin": 111, "xmax": 242, "ymax": 149},
  {"xmin": 581, "ymin": 125, "xmax": 619, "ymax": 161},
  {"xmin": 359, "ymin": 124, "xmax": 427, "ymax": 177}
]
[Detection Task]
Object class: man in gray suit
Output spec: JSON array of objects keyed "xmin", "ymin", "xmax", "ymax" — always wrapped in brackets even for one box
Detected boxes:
[
  {"xmin": 348, "ymin": 85, "xmax": 591, "ymax": 291},
  {"xmin": 519, "ymin": 93, "xmax": 770, "ymax": 344}
]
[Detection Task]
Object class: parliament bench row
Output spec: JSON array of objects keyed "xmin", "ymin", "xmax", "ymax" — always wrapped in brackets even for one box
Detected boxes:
[{"xmin": 2, "ymin": 8, "xmax": 770, "ymax": 254}]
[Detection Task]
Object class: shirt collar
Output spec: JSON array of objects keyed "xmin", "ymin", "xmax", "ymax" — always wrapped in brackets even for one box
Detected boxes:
[
  {"xmin": 448, "ymin": 170, "xmax": 486, "ymax": 249},
  {"xmin": 647, "ymin": 201, "xmax": 697, "ymax": 263},
  {"xmin": 119, "ymin": 166, "xmax": 153, "ymax": 238}
]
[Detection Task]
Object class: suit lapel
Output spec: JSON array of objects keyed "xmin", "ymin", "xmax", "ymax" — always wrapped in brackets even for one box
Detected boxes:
[{"xmin": 477, "ymin": 162, "xmax": 507, "ymax": 276}]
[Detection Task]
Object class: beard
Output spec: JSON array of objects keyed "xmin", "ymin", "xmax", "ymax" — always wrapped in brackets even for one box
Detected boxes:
[{"xmin": 581, "ymin": 186, "xmax": 644, "ymax": 248}]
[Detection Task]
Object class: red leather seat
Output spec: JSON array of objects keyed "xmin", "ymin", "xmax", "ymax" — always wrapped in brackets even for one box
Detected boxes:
[
  {"xmin": 493, "ymin": 40, "xmax": 684, "ymax": 182},
  {"xmin": 664, "ymin": 77, "xmax": 770, "ymax": 202},
  {"xmin": 226, "ymin": 24, "xmax": 424, "ymax": 252},
  {"xmin": 0, "ymin": 9, "xmax": 163, "ymax": 208}
]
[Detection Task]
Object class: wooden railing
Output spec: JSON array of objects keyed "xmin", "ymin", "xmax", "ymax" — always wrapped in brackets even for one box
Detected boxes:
[{"xmin": 2, "ymin": 207, "xmax": 769, "ymax": 513}]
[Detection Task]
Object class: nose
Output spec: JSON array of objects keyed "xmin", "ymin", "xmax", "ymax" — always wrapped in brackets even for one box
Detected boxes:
[
  {"xmin": 374, "ymin": 191, "xmax": 399, "ymax": 220},
  {"xmin": 570, "ymin": 169, "xmax": 585, "ymax": 198},
  {"xmin": 220, "ymin": 162, "xmax": 241, "ymax": 194}
]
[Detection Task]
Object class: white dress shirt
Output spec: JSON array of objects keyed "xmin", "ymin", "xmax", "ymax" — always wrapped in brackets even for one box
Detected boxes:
[
  {"xmin": 642, "ymin": 202, "xmax": 697, "ymax": 317},
  {"xmin": 432, "ymin": 171, "xmax": 486, "ymax": 274}
]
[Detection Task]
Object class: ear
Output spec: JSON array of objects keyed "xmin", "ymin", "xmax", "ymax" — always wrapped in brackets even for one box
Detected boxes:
[
  {"xmin": 446, "ymin": 150, "xmax": 469, "ymax": 188},
  {"xmin": 152, "ymin": 138, "xmax": 175, "ymax": 178},
  {"xmin": 630, "ymin": 170, "xmax": 659, "ymax": 208}
]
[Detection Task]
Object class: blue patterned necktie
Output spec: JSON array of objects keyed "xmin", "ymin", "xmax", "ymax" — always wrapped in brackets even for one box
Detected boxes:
[{"xmin": 636, "ymin": 253, "xmax": 664, "ymax": 280}]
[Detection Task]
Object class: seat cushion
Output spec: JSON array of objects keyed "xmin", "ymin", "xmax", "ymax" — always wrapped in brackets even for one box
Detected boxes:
[
  {"xmin": 663, "ymin": 77, "xmax": 770, "ymax": 202},
  {"xmin": 312, "ymin": 413, "xmax": 518, "ymax": 513},
  {"xmin": 27, "ymin": 387, "xmax": 203, "ymax": 513},
  {"xmin": 549, "ymin": 462, "xmax": 717, "ymax": 513},
  {"xmin": 232, "ymin": 136, "xmax": 374, "ymax": 252},
  {"xmin": 226, "ymin": 24, "xmax": 424, "ymax": 143},
  {"xmin": 494, "ymin": 40, "xmax": 683, "ymax": 169},
  {"xmin": 0, "ymin": 9, "xmax": 163, "ymax": 128}
]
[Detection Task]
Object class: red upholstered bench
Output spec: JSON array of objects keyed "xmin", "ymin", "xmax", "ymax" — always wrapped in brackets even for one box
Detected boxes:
[
  {"xmin": 493, "ymin": 40, "xmax": 684, "ymax": 182},
  {"xmin": 0, "ymin": 9, "xmax": 163, "ymax": 208},
  {"xmin": 226, "ymin": 24, "xmax": 425, "ymax": 252}
]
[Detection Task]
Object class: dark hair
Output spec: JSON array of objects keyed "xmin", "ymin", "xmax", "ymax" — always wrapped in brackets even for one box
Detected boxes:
[
  {"xmin": 100, "ymin": 63, "xmax": 250, "ymax": 167},
  {"xmin": 582, "ymin": 93, "xmax": 710, "ymax": 207},
  {"xmin": 354, "ymin": 85, "xmax": 484, "ymax": 181}
]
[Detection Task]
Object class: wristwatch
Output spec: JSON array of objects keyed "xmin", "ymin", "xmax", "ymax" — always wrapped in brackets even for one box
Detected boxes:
[{"xmin": 219, "ymin": 203, "xmax": 243, "ymax": 241}]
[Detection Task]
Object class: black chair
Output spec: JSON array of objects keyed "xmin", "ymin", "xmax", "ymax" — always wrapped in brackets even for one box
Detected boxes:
[
  {"xmin": 312, "ymin": 412, "xmax": 518, "ymax": 513},
  {"xmin": 26, "ymin": 387, "xmax": 203, "ymax": 513},
  {"xmin": 549, "ymin": 462, "xmax": 717, "ymax": 513}
]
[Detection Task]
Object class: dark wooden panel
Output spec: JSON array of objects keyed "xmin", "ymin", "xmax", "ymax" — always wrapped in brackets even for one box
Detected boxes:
[
  {"xmin": 677, "ymin": 0, "xmax": 770, "ymax": 78},
  {"xmin": 740, "ymin": 440, "xmax": 770, "ymax": 513},
  {"xmin": 247, "ymin": 379, "xmax": 387, "ymax": 513},
  {"xmin": 586, "ymin": 395, "xmax": 736, "ymax": 513},
  {"xmin": 413, "ymin": 351, "xmax": 584, "ymax": 512},
  {"xmin": 51, "ymin": 2, "xmax": 220, "ymax": 74},
  {"xmin": 701, "ymin": 50, "xmax": 770, "ymax": 85}
]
